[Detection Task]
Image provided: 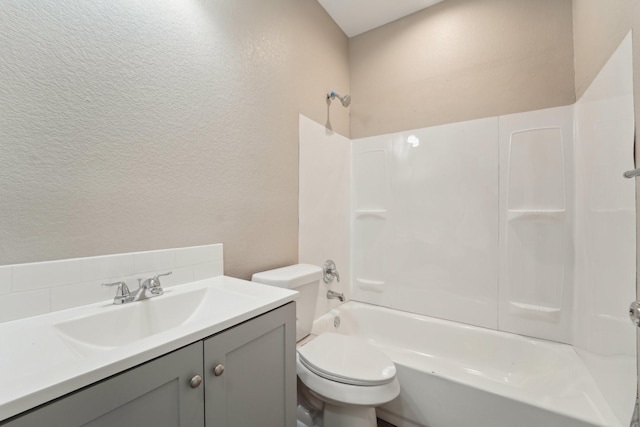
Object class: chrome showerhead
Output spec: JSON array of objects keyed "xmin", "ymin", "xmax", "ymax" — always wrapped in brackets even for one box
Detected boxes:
[{"xmin": 327, "ymin": 91, "xmax": 351, "ymax": 107}]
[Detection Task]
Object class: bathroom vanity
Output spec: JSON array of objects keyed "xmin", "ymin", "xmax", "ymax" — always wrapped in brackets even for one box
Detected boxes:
[{"xmin": 0, "ymin": 277, "xmax": 297, "ymax": 427}]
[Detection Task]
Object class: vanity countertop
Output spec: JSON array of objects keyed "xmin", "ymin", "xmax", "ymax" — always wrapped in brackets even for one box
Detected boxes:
[{"xmin": 0, "ymin": 276, "xmax": 296, "ymax": 422}]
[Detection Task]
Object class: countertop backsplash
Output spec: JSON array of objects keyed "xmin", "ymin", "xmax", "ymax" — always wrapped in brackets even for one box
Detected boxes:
[{"xmin": 0, "ymin": 244, "xmax": 223, "ymax": 323}]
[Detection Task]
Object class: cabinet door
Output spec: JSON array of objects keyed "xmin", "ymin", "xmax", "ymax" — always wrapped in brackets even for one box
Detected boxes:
[
  {"xmin": 204, "ymin": 302, "xmax": 296, "ymax": 427},
  {"xmin": 3, "ymin": 342, "xmax": 204, "ymax": 427}
]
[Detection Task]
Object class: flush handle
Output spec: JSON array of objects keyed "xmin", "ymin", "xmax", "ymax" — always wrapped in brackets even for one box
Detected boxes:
[{"xmin": 629, "ymin": 301, "xmax": 640, "ymax": 327}]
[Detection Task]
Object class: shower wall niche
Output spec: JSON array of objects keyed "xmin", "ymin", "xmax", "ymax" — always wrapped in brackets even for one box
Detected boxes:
[{"xmin": 498, "ymin": 106, "xmax": 574, "ymax": 343}]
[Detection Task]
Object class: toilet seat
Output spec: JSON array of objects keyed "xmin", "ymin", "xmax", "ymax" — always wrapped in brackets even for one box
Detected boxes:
[
  {"xmin": 297, "ymin": 333, "xmax": 396, "ymax": 386},
  {"xmin": 296, "ymin": 353, "xmax": 400, "ymax": 407},
  {"xmin": 296, "ymin": 333, "xmax": 400, "ymax": 407}
]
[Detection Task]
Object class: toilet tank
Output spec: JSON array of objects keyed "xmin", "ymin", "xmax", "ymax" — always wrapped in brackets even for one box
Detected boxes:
[{"xmin": 252, "ymin": 264, "xmax": 322, "ymax": 341}]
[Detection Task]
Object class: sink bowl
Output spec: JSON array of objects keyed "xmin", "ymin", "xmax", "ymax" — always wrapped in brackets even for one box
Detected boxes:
[{"xmin": 54, "ymin": 287, "xmax": 208, "ymax": 355}]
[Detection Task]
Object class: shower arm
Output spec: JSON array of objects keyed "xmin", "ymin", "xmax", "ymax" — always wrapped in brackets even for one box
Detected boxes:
[{"xmin": 327, "ymin": 91, "xmax": 351, "ymax": 107}]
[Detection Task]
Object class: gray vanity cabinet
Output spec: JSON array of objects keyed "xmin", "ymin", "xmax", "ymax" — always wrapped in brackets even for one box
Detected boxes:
[
  {"xmin": 204, "ymin": 302, "xmax": 296, "ymax": 427},
  {"xmin": 3, "ymin": 341, "xmax": 205, "ymax": 427},
  {"xmin": 1, "ymin": 302, "xmax": 296, "ymax": 427}
]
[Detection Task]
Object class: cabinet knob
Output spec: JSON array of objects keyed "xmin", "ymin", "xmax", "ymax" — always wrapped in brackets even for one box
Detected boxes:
[
  {"xmin": 190, "ymin": 374, "xmax": 202, "ymax": 388},
  {"xmin": 213, "ymin": 364, "xmax": 225, "ymax": 376}
]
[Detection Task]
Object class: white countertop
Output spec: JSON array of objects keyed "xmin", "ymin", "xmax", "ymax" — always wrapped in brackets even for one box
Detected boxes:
[{"xmin": 0, "ymin": 276, "xmax": 297, "ymax": 422}]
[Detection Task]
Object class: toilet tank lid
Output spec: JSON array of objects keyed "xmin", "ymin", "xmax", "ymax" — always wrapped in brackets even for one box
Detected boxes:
[{"xmin": 251, "ymin": 264, "xmax": 322, "ymax": 289}]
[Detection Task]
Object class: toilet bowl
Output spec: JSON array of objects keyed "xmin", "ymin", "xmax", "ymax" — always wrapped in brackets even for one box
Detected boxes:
[
  {"xmin": 297, "ymin": 333, "xmax": 400, "ymax": 427},
  {"xmin": 252, "ymin": 264, "xmax": 400, "ymax": 427}
]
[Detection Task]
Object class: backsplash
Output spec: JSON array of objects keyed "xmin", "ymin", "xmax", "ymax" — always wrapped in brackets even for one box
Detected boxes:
[{"xmin": 0, "ymin": 244, "xmax": 223, "ymax": 323}]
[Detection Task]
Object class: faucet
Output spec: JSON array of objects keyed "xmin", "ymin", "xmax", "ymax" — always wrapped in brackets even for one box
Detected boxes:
[
  {"xmin": 102, "ymin": 281, "xmax": 132, "ymax": 305},
  {"xmin": 132, "ymin": 272, "xmax": 172, "ymax": 301},
  {"xmin": 102, "ymin": 272, "xmax": 172, "ymax": 305},
  {"xmin": 327, "ymin": 290, "xmax": 345, "ymax": 302}
]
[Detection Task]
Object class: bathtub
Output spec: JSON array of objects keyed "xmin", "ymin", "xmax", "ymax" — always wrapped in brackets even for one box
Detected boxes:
[{"xmin": 310, "ymin": 302, "xmax": 622, "ymax": 427}]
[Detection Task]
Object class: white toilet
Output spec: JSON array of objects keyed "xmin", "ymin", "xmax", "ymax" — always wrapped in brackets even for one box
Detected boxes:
[{"xmin": 252, "ymin": 264, "xmax": 400, "ymax": 427}]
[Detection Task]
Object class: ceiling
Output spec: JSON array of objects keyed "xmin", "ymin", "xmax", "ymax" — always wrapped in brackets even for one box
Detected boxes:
[{"xmin": 318, "ymin": 0, "xmax": 447, "ymax": 38}]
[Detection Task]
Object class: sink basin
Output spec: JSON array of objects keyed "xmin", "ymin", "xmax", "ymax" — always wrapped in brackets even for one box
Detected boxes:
[{"xmin": 54, "ymin": 287, "xmax": 208, "ymax": 355}]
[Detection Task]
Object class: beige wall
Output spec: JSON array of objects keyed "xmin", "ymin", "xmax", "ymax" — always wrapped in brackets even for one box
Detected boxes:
[
  {"xmin": 572, "ymin": 0, "xmax": 640, "ymax": 170},
  {"xmin": 349, "ymin": 0, "xmax": 575, "ymax": 139},
  {"xmin": 573, "ymin": 0, "xmax": 640, "ymax": 100},
  {"xmin": 0, "ymin": 0, "xmax": 348, "ymax": 279},
  {"xmin": 296, "ymin": 1, "xmax": 350, "ymax": 138}
]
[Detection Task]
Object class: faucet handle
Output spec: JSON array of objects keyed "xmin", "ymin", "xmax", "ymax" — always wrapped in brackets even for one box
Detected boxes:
[
  {"xmin": 102, "ymin": 281, "xmax": 130, "ymax": 294},
  {"xmin": 102, "ymin": 281, "xmax": 131, "ymax": 304},
  {"xmin": 140, "ymin": 271, "xmax": 172, "ymax": 295},
  {"xmin": 154, "ymin": 271, "xmax": 172, "ymax": 280},
  {"xmin": 152, "ymin": 271, "xmax": 172, "ymax": 288},
  {"xmin": 323, "ymin": 260, "xmax": 340, "ymax": 284}
]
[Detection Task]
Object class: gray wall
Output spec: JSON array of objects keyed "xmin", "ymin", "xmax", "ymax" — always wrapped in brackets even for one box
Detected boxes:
[
  {"xmin": 348, "ymin": 0, "xmax": 576, "ymax": 139},
  {"xmin": 0, "ymin": 0, "xmax": 349, "ymax": 279}
]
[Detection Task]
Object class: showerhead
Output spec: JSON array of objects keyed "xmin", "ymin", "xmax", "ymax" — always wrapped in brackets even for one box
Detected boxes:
[{"xmin": 328, "ymin": 91, "xmax": 351, "ymax": 107}]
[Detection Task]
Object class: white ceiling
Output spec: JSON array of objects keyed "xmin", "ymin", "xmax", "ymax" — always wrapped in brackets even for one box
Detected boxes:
[{"xmin": 318, "ymin": 0, "xmax": 446, "ymax": 38}]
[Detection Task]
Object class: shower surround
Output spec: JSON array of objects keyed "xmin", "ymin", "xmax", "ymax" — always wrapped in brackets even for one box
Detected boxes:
[{"xmin": 299, "ymin": 33, "xmax": 636, "ymax": 426}]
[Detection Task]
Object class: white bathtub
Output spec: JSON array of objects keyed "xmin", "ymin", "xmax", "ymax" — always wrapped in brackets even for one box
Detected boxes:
[{"xmin": 310, "ymin": 302, "xmax": 622, "ymax": 427}]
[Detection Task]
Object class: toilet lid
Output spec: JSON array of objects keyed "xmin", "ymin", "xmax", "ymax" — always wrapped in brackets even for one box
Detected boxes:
[{"xmin": 297, "ymin": 333, "xmax": 396, "ymax": 386}]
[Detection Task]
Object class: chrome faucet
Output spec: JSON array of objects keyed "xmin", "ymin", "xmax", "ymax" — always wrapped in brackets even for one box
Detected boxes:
[
  {"xmin": 132, "ymin": 272, "xmax": 172, "ymax": 301},
  {"xmin": 102, "ymin": 272, "xmax": 172, "ymax": 305},
  {"xmin": 102, "ymin": 281, "xmax": 131, "ymax": 305},
  {"xmin": 327, "ymin": 290, "xmax": 345, "ymax": 302}
]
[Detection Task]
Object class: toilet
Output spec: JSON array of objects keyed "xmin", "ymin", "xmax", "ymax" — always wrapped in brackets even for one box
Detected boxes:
[{"xmin": 252, "ymin": 264, "xmax": 400, "ymax": 427}]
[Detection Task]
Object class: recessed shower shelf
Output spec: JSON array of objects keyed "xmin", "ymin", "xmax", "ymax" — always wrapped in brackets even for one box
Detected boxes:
[
  {"xmin": 354, "ymin": 209, "xmax": 388, "ymax": 219},
  {"xmin": 507, "ymin": 209, "xmax": 565, "ymax": 222},
  {"xmin": 509, "ymin": 301, "xmax": 562, "ymax": 322},
  {"xmin": 510, "ymin": 301, "xmax": 561, "ymax": 313},
  {"xmin": 356, "ymin": 278, "xmax": 384, "ymax": 293},
  {"xmin": 597, "ymin": 313, "xmax": 630, "ymax": 324}
]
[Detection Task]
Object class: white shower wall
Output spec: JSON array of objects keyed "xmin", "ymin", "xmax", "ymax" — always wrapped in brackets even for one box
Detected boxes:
[
  {"xmin": 573, "ymin": 33, "xmax": 636, "ymax": 425},
  {"xmin": 498, "ymin": 106, "xmax": 575, "ymax": 343},
  {"xmin": 299, "ymin": 31, "xmax": 636, "ymax": 426},
  {"xmin": 299, "ymin": 35, "xmax": 634, "ymax": 360},
  {"xmin": 298, "ymin": 115, "xmax": 351, "ymax": 319},
  {"xmin": 351, "ymin": 106, "xmax": 578, "ymax": 342},
  {"xmin": 301, "ymin": 97, "xmax": 631, "ymax": 345},
  {"xmin": 351, "ymin": 118, "xmax": 500, "ymax": 329}
]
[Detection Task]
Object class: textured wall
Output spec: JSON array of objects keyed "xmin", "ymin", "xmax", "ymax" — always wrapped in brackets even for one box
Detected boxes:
[
  {"xmin": 349, "ymin": 0, "xmax": 575, "ymax": 139},
  {"xmin": 0, "ymin": 0, "xmax": 348, "ymax": 279}
]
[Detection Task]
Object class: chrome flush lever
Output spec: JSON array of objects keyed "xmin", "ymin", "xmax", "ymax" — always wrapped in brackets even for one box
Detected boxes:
[{"xmin": 629, "ymin": 301, "xmax": 640, "ymax": 327}]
